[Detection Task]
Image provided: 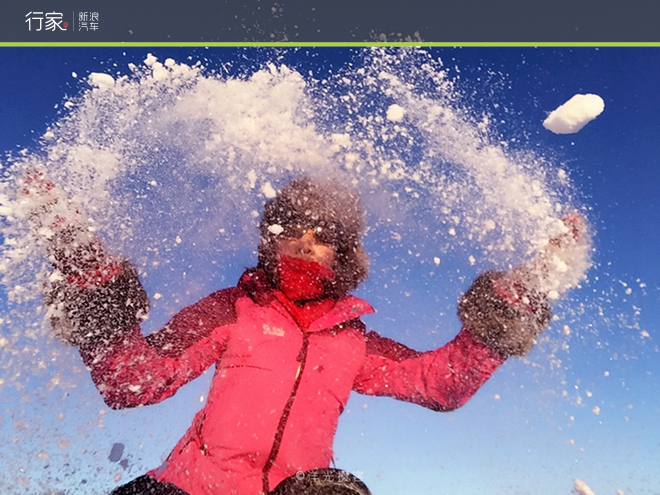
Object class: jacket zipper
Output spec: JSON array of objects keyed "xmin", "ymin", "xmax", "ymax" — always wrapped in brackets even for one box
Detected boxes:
[{"xmin": 261, "ymin": 332, "xmax": 310, "ymax": 493}]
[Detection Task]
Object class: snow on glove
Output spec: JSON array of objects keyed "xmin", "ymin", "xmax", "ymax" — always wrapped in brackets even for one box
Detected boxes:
[
  {"xmin": 44, "ymin": 257, "xmax": 149, "ymax": 349},
  {"xmin": 458, "ymin": 270, "xmax": 551, "ymax": 356},
  {"xmin": 458, "ymin": 213, "xmax": 587, "ymax": 356},
  {"xmin": 18, "ymin": 169, "xmax": 149, "ymax": 349}
]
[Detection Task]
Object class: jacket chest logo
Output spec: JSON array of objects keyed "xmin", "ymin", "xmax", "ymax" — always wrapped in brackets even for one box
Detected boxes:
[{"xmin": 262, "ymin": 324, "xmax": 285, "ymax": 337}]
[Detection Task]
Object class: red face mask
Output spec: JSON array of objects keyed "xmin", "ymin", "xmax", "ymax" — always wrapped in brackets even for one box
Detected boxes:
[{"xmin": 276, "ymin": 255, "xmax": 335, "ymax": 301}]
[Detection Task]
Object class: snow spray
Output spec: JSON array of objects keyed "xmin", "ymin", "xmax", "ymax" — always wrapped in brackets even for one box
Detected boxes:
[{"xmin": 0, "ymin": 48, "xmax": 609, "ymax": 492}]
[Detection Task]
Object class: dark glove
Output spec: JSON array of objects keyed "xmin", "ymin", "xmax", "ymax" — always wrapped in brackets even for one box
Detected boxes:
[
  {"xmin": 458, "ymin": 270, "xmax": 551, "ymax": 356},
  {"xmin": 45, "ymin": 256, "xmax": 149, "ymax": 350},
  {"xmin": 18, "ymin": 169, "xmax": 150, "ymax": 349}
]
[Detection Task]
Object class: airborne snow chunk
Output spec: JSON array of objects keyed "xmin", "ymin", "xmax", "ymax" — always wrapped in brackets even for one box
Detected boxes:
[
  {"xmin": 88, "ymin": 72, "xmax": 115, "ymax": 90},
  {"xmin": 261, "ymin": 182, "xmax": 277, "ymax": 199},
  {"xmin": 386, "ymin": 104, "xmax": 405, "ymax": 122},
  {"xmin": 108, "ymin": 443, "xmax": 125, "ymax": 462},
  {"xmin": 268, "ymin": 224, "xmax": 284, "ymax": 235},
  {"xmin": 574, "ymin": 479, "xmax": 596, "ymax": 495},
  {"xmin": 543, "ymin": 94, "xmax": 604, "ymax": 134}
]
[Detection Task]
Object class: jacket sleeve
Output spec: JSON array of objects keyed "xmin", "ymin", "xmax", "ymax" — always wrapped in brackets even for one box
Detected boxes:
[
  {"xmin": 78, "ymin": 288, "xmax": 243, "ymax": 410},
  {"xmin": 352, "ymin": 327, "xmax": 506, "ymax": 412}
]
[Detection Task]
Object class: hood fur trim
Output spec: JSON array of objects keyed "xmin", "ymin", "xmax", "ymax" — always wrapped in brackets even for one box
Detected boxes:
[{"xmin": 258, "ymin": 177, "xmax": 369, "ymax": 298}]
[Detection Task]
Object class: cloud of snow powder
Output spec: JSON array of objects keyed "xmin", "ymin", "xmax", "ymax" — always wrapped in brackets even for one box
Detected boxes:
[{"xmin": 0, "ymin": 47, "xmax": 596, "ymax": 434}]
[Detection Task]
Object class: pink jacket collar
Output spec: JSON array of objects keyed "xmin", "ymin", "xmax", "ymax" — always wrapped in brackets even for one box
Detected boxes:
[{"xmin": 238, "ymin": 268, "xmax": 374, "ymax": 332}]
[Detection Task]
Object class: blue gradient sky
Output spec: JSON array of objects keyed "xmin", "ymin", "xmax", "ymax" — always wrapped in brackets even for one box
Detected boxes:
[{"xmin": 1, "ymin": 47, "xmax": 659, "ymax": 495}]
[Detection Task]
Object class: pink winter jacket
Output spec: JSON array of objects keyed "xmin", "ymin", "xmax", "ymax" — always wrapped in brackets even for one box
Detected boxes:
[{"xmin": 80, "ymin": 268, "xmax": 506, "ymax": 495}]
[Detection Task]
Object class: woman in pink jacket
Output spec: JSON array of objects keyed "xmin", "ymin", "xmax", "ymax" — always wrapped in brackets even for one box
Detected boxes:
[{"xmin": 33, "ymin": 175, "xmax": 554, "ymax": 495}]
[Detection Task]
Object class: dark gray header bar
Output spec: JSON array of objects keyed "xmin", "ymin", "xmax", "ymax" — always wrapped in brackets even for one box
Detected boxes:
[{"xmin": 3, "ymin": 0, "xmax": 660, "ymax": 42}]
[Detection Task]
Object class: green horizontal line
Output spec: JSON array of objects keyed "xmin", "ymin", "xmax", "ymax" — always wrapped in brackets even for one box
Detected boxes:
[{"xmin": 1, "ymin": 42, "xmax": 660, "ymax": 47}]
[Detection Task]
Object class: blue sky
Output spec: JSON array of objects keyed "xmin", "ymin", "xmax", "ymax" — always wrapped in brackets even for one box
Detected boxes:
[{"xmin": 1, "ymin": 47, "xmax": 659, "ymax": 495}]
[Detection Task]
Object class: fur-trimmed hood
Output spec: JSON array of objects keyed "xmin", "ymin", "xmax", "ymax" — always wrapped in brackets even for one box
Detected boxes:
[{"xmin": 258, "ymin": 177, "xmax": 369, "ymax": 299}]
